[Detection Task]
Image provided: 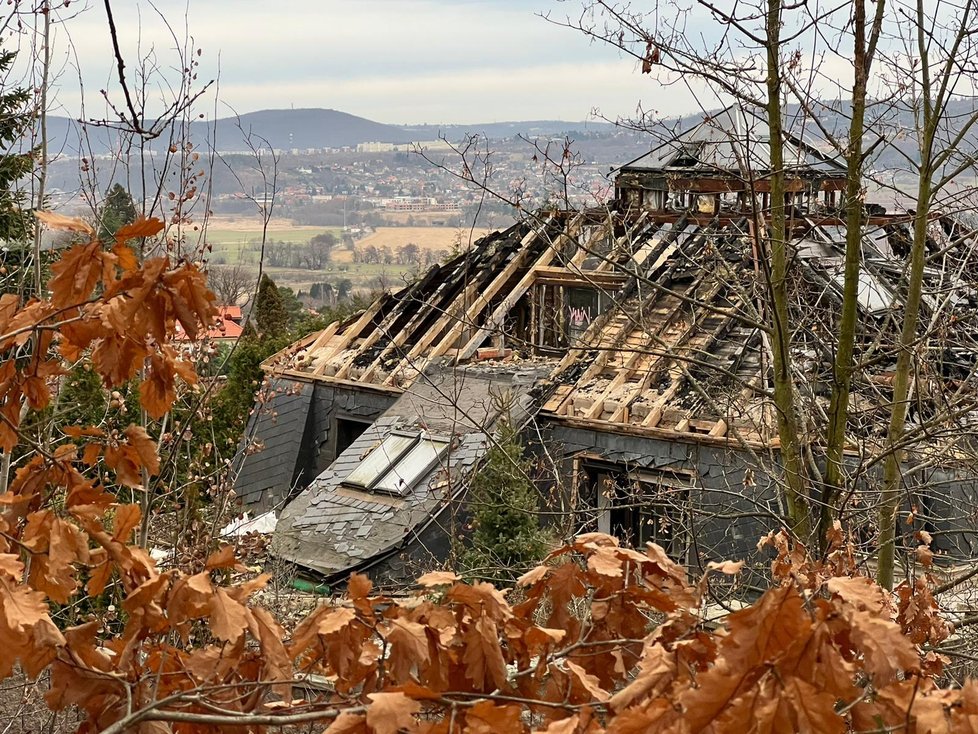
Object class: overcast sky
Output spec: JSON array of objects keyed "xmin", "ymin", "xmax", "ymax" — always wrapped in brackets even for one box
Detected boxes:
[{"xmin": 24, "ymin": 0, "xmax": 711, "ymax": 125}]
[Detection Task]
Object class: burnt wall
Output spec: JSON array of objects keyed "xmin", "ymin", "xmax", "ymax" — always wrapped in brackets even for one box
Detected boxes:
[{"xmin": 539, "ymin": 423, "xmax": 785, "ymax": 586}]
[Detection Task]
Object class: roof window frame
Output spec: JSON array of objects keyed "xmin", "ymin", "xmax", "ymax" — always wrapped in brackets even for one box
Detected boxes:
[{"xmin": 342, "ymin": 430, "xmax": 451, "ymax": 497}]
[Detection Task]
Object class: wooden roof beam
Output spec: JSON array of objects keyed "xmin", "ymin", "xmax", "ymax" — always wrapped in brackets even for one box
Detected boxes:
[
  {"xmin": 333, "ymin": 283, "xmax": 431, "ymax": 380},
  {"xmin": 455, "ymin": 213, "xmax": 585, "ymax": 361},
  {"xmin": 378, "ymin": 221, "xmax": 552, "ymax": 387},
  {"xmin": 551, "ymin": 215, "xmax": 691, "ymax": 377},
  {"xmin": 605, "ymin": 277, "xmax": 727, "ymax": 423},
  {"xmin": 310, "ymin": 297, "xmax": 387, "ymax": 373},
  {"xmin": 425, "ymin": 223, "xmax": 548, "ymax": 359},
  {"xmin": 359, "ymin": 257, "xmax": 490, "ymax": 382}
]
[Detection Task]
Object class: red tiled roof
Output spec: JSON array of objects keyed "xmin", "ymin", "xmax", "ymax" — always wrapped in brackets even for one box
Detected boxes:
[
  {"xmin": 174, "ymin": 313, "xmax": 245, "ymax": 341},
  {"xmin": 220, "ymin": 305, "xmax": 243, "ymax": 321}
]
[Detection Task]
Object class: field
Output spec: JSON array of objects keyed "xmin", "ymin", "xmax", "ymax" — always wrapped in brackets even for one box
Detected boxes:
[
  {"xmin": 352, "ymin": 226, "xmax": 488, "ymax": 256},
  {"xmin": 203, "ymin": 217, "xmax": 488, "ymax": 294},
  {"xmin": 204, "ymin": 218, "xmax": 343, "ymax": 261}
]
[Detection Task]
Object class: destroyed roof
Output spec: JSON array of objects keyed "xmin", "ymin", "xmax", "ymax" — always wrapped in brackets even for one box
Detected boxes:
[
  {"xmin": 266, "ymin": 102, "xmax": 978, "ymax": 450},
  {"xmin": 619, "ymin": 106, "xmax": 847, "ymax": 179},
  {"xmin": 268, "ymin": 205, "xmax": 978, "ymax": 449}
]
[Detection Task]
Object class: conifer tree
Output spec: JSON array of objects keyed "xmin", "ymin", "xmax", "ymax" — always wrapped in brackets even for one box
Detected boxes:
[
  {"xmin": 99, "ymin": 182, "xmax": 138, "ymax": 240},
  {"xmin": 0, "ymin": 47, "xmax": 38, "ymax": 299},
  {"xmin": 461, "ymin": 420, "xmax": 550, "ymax": 581},
  {"xmin": 253, "ymin": 273, "xmax": 289, "ymax": 337},
  {"xmin": 0, "ymin": 49, "xmax": 33, "ymax": 245}
]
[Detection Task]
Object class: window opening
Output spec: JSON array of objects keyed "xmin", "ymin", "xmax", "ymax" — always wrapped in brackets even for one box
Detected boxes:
[
  {"xmin": 335, "ymin": 417, "xmax": 370, "ymax": 458},
  {"xmin": 580, "ymin": 460, "xmax": 691, "ymax": 559},
  {"xmin": 531, "ymin": 284, "xmax": 614, "ymax": 353},
  {"xmin": 566, "ymin": 287, "xmax": 606, "ymax": 344}
]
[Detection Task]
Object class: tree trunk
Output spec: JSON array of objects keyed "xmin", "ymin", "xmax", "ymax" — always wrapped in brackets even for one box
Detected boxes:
[
  {"xmin": 822, "ymin": 0, "xmax": 870, "ymax": 550},
  {"xmin": 764, "ymin": 0, "xmax": 811, "ymax": 539}
]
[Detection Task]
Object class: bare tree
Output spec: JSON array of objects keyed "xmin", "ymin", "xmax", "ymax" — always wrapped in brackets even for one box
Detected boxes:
[
  {"xmin": 875, "ymin": 0, "xmax": 978, "ymax": 589},
  {"xmin": 207, "ymin": 262, "xmax": 253, "ymax": 306}
]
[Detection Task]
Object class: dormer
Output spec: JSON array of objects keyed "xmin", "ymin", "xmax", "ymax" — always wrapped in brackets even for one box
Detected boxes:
[{"xmin": 615, "ymin": 106, "xmax": 848, "ymax": 216}]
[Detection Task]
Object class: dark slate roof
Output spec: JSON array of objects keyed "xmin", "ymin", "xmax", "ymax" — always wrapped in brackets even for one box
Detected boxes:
[
  {"xmin": 233, "ymin": 379, "xmax": 313, "ymax": 506},
  {"xmin": 272, "ymin": 364, "xmax": 549, "ymax": 577},
  {"xmin": 382, "ymin": 363, "xmax": 546, "ymax": 433},
  {"xmin": 273, "ymin": 416, "xmax": 486, "ymax": 576}
]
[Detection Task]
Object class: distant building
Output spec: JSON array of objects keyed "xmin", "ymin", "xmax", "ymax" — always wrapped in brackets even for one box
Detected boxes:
[
  {"xmin": 357, "ymin": 141, "xmax": 396, "ymax": 153},
  {"xmin": 380, "ymin": 196, "xmax": 461, "ymax": 213}
]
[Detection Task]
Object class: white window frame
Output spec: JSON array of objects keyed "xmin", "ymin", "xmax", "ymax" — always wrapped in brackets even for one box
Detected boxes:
[{"xmin": 343, "ymin": 431, "xmax": 450, "ymax": 497}]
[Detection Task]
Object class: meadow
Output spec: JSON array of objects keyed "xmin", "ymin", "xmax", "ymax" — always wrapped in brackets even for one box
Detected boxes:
[{"xmin": 203, "ymin": 217, "xmax": 487, "ymax": 295}]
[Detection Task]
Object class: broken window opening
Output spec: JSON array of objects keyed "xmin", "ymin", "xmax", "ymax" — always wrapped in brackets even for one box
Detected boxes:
[
  {"xmin": 343, "ymin": 432, "xmax": 450, "ymax": 497},
  {"xmin": 567, "ymin": 287, "xmax": 607, "ymax": 344},
  {"xmin": 335, "ymin": 417, "xmax": 371, "ymax": 459},
  {"xmin": 524, "ymin": 283, "xmax": 614, "ymax": 354},
  {"xmin": 579, "ymin": 459, "xmax": 692, "ymax": 560}
]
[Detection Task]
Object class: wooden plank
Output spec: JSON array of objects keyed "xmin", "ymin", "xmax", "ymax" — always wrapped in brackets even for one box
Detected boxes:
[
  {"xmin": 639, "ymin": 312, "xmax": 735, "ymax": 427},
  {"xmin": 577, "ymin": 260, "xmax": 713, "ymax": 414},
  {"xmin": 550, "ymin": 215, "xmax": 675, "ymax": 376},
  {"xmin": 584, "ymin": 347, "xmax": 650, "ymax": 419},
  {"xmin": 533, "ymin": 266, "xmax": 628, "ymax": 288},
  {"xmin": 543, "ymin": 384, "xmax": 574, "ymax": 413},
  {"xmin": 571, "ymin": 309, "xmax": 638, "ymax": 383},
  {"xmin": 305, "ymin": 322, "xmax": 341, "ymax": 373},
  {"xmin": 456, "ymin": 213, "xmax": 585, "ymax": 361},
  {"xmin": 333, "ymin": 297, "xmax": 421, "ymax": 380},
  {"xmin": 597, "ymin": 272, "xmax": 724, "ymax": 422},
  {"xmin": 310, "ymin": 299, "xmax": 386, "ymax": 375},
  {"xmin": 306, "ymin": 322, "xmax": 340, "ymax": 354},
  {"xmin": 335, "ymin": 263, "xmax": 463, "ymax": 381},
  {"xmin": 544, "ymin": 413, "xmax": 770, "ymax": 450},
  {"xmin": 380, "ymin": 219, "xmax": 555, "ymax": 386},
  {"xmin": 264, "ymin": 367, "xmax": 402, "ymax": 395}
]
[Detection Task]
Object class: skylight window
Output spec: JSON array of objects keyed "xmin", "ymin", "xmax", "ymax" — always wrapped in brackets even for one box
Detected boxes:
[
  {"xmin": 344, "ymin": 433, "xmax": 415, "ymax": 488},
  {"xmin": 344, "ymin": 432, "xmax": 450, "ymax": 496}
]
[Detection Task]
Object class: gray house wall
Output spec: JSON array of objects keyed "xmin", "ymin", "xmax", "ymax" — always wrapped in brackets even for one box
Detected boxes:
[
  {"xmin": 234, "ymin": 377, "xmax": 397, "ymax": 511},
  {"xmin": 541, "ymin": 424, "xmax": 781, "ymax": 583},
  {"xmin": 233, "ymin": 380, "xmax": 314, "ymax": 510},
  {"xmin": 540, "ymin": 422, "xmax": 978, "ymax": 578}
]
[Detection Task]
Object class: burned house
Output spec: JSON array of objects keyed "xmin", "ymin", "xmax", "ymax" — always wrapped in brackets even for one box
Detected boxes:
[{"xmin": 235, "ymin": 107, "xmax": 978, "ymax": 583}]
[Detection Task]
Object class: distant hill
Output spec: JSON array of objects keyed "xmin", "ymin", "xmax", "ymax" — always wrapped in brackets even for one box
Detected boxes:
[
  {"xmin": 44, "ymin": 109, "xmax": 622, "ymax": 156},
  {"xmin": 402, "ymin": 120, "xmax": 617, "ymax": 140},
  {"xmin": 212, "ymin": 108, "xmax": 415, "ymax": 150}
]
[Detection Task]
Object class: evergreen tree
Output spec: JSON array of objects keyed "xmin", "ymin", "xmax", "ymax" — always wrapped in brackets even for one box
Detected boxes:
[
  {"xmin": 0, "ymin": 49, "xmax": 33, "ymax": 246},
  {"xmin": 99, "ymin": 183, "xmax": 138, "ymax": 240},
  {"xmin": 461, "ymin": 421, "xmax": 551, "ymax": 581},
  {"xmin": 0, "ymin": 48, "xmax": 39, "ymax": 298},
  {"xmin": 253, "ymin": 274, "xmax": 289, "ymax": 337}
]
